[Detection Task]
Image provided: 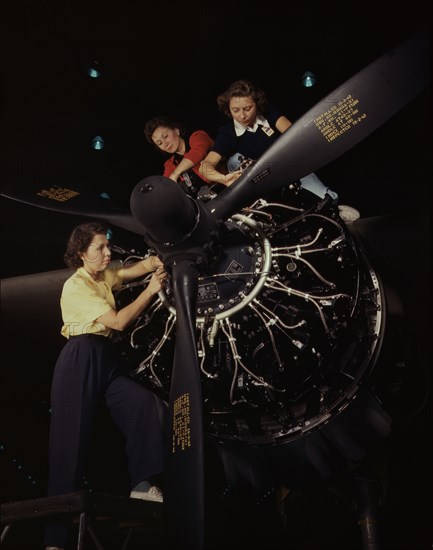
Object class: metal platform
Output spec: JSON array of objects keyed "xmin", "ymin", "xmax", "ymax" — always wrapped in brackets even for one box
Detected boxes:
[{"xmin": 1, "ymin": 490, "xmax": 164, "ymax": 549}]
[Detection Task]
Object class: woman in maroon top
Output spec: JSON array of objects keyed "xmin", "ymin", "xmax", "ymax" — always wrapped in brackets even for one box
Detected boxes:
[{"xmin": 144, "ymin": 115, "xmax": 221, "ymax": 199}]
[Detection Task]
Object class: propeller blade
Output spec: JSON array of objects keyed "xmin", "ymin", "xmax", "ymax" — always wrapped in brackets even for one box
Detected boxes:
[
  {"xmin": 1, "ymin": 182, "xmax": 145, "ymax": 236},
  {"xmin": 165, "ymin": 260, "xmax": 204, "ymax": 550},
  {"xmin": 207, "ymin": 31, "xmax": 429, "ymax": 221},
  {"xmin": 130, "ymin": 177, "xmax": 217, "ymax": 550}
]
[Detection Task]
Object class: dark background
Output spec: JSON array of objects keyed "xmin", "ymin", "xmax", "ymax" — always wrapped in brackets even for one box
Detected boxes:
[
  {"xmin": 1, "ymin": 1, "xmax": 432, "ymax": 277},
  {"xmin": 1, "ymin": 1, "xmax": 432, "ymax": 549}
]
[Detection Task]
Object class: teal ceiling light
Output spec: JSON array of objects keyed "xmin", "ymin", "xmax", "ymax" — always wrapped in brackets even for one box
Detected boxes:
[
  {"xmin": 87, "ymin": 61, "xmax": 101, "ymax": 78},
  {"xmin": 91, "ymin": 136, "xmax": 105, "ymax": 150},
  {"xmin": 302, "ymin": 71, "xmax": 316, "ymax": 88}
]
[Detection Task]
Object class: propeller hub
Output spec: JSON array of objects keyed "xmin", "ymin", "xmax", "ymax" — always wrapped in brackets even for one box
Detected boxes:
[
  {"xmin": 130, "ymin": 175, "xmax": 198, "ymax": 245},
  {"xmin": 130, "ymin": 175, "xmax": 219, "ymax": 268}
]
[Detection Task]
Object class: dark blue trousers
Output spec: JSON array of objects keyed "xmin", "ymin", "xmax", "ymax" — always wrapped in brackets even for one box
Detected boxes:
[{"xmin": 44, "ymin": 334, "xmax": 166, "ymax": 547}]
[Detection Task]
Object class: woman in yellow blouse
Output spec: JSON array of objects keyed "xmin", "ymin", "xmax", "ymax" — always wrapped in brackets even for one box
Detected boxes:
[{"xmin": 44, "ymin": 221, "xmax": 167, "ymax": 550}]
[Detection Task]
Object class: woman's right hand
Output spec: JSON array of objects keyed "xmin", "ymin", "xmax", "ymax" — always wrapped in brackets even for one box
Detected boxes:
[{"xmin": 223, "ymin": 171, "xmax": 242, "ymax": 186}]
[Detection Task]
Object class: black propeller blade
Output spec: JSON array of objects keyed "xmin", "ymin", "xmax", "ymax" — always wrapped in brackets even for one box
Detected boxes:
[
  {"xmin": 130, "ymin": 177, "xmax": 217, "ymax": 550},
  {"xmin": 207, "ymin": 31, "xmax": 430, "ymax": 221},
  {"xmin": 165, "ymin": 259, "xmax": 204, "ymax": 550},
  {"xmin": 0, "ymin": 181, "xmax": 146, "ymax": 236}
]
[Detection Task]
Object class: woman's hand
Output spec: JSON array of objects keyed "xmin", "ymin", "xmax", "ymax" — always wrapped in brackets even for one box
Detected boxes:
[
  {"xmin": 122, "ymin": 255, "xmax": 165, "ymax": 282},
  {"xmin": 148, "ymin": 255, "xmax": 165, "ymax": 272},
  {"xmin": 146, "ymin": 266, "xmax": 167, "ymax": 296},
  {"xmin": 146, "ymin": 256, "xmax": 167, "ymax": 295},
  {"xmin": 223, "ymin": 171, "xmax": 242, "ymax": 186}
]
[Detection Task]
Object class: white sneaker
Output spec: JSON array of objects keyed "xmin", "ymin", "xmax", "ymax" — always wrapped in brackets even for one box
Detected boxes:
[
  {"xmin": 338, "ymin": 204, "xmax": 360, "ymax": 224},
  {"xmin": 130, "ymin": 481, "xmax": 163, "ymax": 503}
]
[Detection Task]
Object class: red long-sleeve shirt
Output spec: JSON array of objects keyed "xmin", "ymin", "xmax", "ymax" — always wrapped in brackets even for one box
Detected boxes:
[{"xmin": 163, "ymin": 130, "xmax": 213, "ymax": 183}]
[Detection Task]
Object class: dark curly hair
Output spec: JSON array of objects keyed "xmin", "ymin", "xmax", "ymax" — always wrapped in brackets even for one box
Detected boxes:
[
  {"xmin": 144, "ymin": 115, "xmax": 186, "ymax": 152},
  {"xmin": 217, "ymin": 79, "xmax": 268, "ymax": 118},
  {"xmin": 64, "ymin": 222, "xmax": 108, "ymax": 269}
]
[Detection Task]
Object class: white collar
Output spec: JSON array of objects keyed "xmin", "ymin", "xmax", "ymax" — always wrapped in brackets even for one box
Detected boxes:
[{"xmin": 234, "ymin": 114, "xmax": 270, "ymax": 136}]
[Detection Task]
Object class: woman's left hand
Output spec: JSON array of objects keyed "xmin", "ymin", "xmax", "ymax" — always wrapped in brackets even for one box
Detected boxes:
[{"xmin": 149, "ymin": 255, "xmax": 164, "ymax": 272}]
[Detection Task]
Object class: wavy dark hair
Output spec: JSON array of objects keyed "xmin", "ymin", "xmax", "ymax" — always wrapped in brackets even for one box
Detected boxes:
[
  {"xmin": 64, "ymin": 222, "xmax": 108, "ymax": 269},
  {"xmin": 144, "ymin": 115, "xmax": 186, "ymax": 152},
  {"xmin": 217, "ymin": 79, "xmax": 268, "ymax": 117}
]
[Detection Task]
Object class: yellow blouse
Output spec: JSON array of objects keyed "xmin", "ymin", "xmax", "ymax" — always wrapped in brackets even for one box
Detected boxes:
[{"xmin": 60, "ymin": 266, "xmax": 124, "ymax": 338}]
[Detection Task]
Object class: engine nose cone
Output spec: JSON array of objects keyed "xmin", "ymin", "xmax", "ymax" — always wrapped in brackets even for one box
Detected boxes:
[{"xmin": 130, "ymin": 175, "xmax": 197, "ymax": 245}]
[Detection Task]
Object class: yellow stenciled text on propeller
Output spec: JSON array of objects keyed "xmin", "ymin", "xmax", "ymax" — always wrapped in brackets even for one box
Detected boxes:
[
  {"xmin": 37, "ymin": 187, "xmax": 80, "ymax": 202},
  {"xmin": 314, "ymin": 95, "xmax": 368, "ymax": 143},
  {"xmin": 172, "ymin": 393, "xmax": 191, "ymax": 453}
]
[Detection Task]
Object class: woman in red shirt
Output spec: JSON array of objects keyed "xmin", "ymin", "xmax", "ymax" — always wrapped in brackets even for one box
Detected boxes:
[{"xmin": 144, "ymin": 115, "xmax": 221, "ymax": 199}]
